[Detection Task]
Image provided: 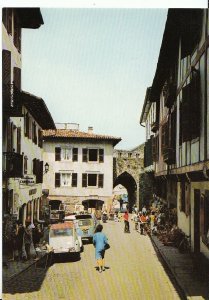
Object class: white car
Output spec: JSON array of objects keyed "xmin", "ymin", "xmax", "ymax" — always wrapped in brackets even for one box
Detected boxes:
[
  {"xmin": 49, "ymin": 222, "xmax": 81, "ymax": 256},
  {"xmin": 64, "ymin": 216, "xmax": 83, "ymax": 250}
]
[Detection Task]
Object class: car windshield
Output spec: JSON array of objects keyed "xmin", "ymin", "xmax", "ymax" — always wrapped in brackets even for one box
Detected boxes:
[
  {"xmin": 50, "ymin": 228, "xmax": 73, "ymax": 237},
  {"xmin": 78, "ymin": 219, "xmax": 92, "ymax": 226}
]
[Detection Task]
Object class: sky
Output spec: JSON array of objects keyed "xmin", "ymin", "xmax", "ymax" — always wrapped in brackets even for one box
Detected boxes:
[{"xmin": 22, "ymin": 9, "xmax": 168, "ymax": 150}]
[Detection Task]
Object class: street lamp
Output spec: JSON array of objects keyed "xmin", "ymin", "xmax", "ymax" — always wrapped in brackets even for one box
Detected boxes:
[{"xmin": 44, "ymin": 162, "xmax": 49, "ymax": 174}]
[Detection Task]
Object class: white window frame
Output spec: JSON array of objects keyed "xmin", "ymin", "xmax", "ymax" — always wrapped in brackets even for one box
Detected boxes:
[
  {"xmin": 61, "ymin": 173, "xmax": 72, "ymax": 187},
  {"xmin": 61, "ymin": 147, "xmax": 72, "ymax": 161}
]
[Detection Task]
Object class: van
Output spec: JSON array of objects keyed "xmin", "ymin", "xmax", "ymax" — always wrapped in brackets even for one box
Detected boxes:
[{"xmin": 74, "ymin": 214, "xmax": 97, "ymax": 242}]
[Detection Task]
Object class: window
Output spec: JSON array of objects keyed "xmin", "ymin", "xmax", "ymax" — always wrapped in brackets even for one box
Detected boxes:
[
  {"xmin": 89, "ymin": 149, "xmax": 98, "ymax": 161},
  {"xmin": 128, "ymin": 153, "xmax": 132, "ymax": 158},
  {"xmin": 61, "ymin": 173, "xmax": 71, "ymax": 186},
  {"xmin": 55, "ymin": 147, "xmax": 61, "ymax": 161},
  {"xmin": 82, "ymin": 173, "xmax": 104, "ymax": 188},
  {"xmin": 72, "ymin": 148, "xmax": 78, "ymax": 162},
  {"xmin": 82, "ymin": 148, "xmax": 104, "ymax": 163},
  {"xmin": 88, "ymin": 174, "xmax": 97, "ymax": 186},
  {"xmin": 24, "ymin": 156, "xmax": 28, "ymax": 174},
  {"xmin": 61, "ymin": 148, "xmax": 71, "ymax": 160}
]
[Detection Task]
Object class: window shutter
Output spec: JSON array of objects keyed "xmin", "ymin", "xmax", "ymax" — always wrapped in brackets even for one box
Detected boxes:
[
  {"xmin": 82, "ymin": 173, "xmax": 87, "ymax": 187},
  {"xmin": 28, "ymin": 117, "xmax": 32, "ymax": 139},
  {"xmin": 55, "ymin": 147, "xmax": 61, "ymax": 161},
  {"xmin": 182, "ymin": 84, "xmax": 191, "ymax": 142},
  {"xmin": 82, "ymin": 149, "xmax": 88, "ymax": 162},
  {"xmin": 3, "ymin": 50, "xmax": 11, "ymax": 110},
  {"xmin": 55, "ymin": 173, "xmax": 60, "ymax": 187},
  {"xmin": 99, "ymin": 149, "xmax": 104, "ymax": 163},
  {"xmin": 13, "ymin": 67, "xmax": 21, "ymax": 90},
  {"xmin": 98, "ymin": 174, "xmax": 104, "ymax": 188},
  {"xmin": 38, "ymin": 130, "xmax": 43, "ymax": 148},
  {"xmin": 72, "ymin": 148, "xmax": 78, "ymax": 162},
  {"xmin": 3, "ymin": 50, "xmax": 11, "ymax": 85},
  {"xmin": 190, "ymin": 69, "xmax": 200, "ymax": 139},
  {"xmin": 36, "ymin": 159, "xmax": 40, "ymax": 183},
  {"xmin": 7, "ymin": 9, "xmax": 12, "ymax": 35},
  {"xmin": 39, "ymin": 161, "xmax": 43, "ymax": 184},
  {"xmin": 33, "ymin": 159, "xmax": 36, "ymax": 175},
  {"xmin": 72, "ymin": 173, "xmax": 77, "ymax": 187},
  {"xmin": 152, "ymin": 136, "xmax": 156, "ymax": 162},
  {"xmin": 7, "ymin": 120, "xmax": 12, "ymax": 152},
  {"xmin": 17, "ymin": 127, "xmax": 21, "ymax": 154}
]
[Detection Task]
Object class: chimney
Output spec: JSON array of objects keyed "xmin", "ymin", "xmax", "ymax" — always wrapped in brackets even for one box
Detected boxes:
[{"xmin": 88, "ymin": 126, "xmax": 93, "ymax": 134}]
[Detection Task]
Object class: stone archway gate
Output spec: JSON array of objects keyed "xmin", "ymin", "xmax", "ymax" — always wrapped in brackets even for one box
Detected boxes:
[{"xmin": 113, "ymin": 144, "xmax": 144, "ymax": 209}]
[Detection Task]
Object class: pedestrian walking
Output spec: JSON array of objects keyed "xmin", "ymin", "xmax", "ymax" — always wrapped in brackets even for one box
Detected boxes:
[
  {"xmin": 150, "ymin": 211, "xmax": 155, "ymax": 235},
  {"xmin": 16, "ymin": 222, "xmax": 25, "ymax": 260},
  {"xmin": 123, "ymin": 211, "xmax": 130, "ymax": 233},
  {"xmin": 23, "ymin": 222, "xmax": 32, "ymax": 260},
  {"xmin": 142, "ymin": 205, "xmax": 147, "ymax": 214},
  {"xmin": 139, "ymin": 212, "xmax": 148, "ymax": 235},
  {"xmin": 93, "ymin": 224, "xmax": 109, "ymax": 273}
]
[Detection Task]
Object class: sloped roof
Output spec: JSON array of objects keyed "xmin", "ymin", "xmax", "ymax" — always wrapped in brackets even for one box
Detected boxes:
[
  {"xmin": 21, "ymin": 91, "xmax": 56, "ymax": 129},
  {"xmin": 43, "ymin": 129, "xmax": 121, "ymax": 146}
]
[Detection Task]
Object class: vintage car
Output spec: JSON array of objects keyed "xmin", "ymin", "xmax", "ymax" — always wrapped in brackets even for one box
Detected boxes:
[
  {"xmin": 64, "ymin": 215, "xmax": 83, "ymax": 250},
  {"xmin": 49, "ymin": 222, "xmax": 81, "ymax": 256},
  {"xmin": 74, "ymin": 214, "xmax": 97, "ymax": 242}
]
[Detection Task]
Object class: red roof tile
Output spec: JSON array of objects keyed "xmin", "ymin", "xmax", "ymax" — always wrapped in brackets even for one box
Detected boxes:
[{"xmin": 43, "ymin": 129, "xmax": 121, "ymax": 146}]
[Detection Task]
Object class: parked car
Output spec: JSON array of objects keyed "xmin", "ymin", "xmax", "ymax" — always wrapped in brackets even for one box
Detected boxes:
[
  {"xmin": 74, "ymin": 214, "xmax": 97, "ymax": 242},
  {"xmin": 64, "ymin": 215, "xmax": 83, "ymax": 250},
  {"xmin": 49, "ymin": 222, "xmax": 81, "ymax": 257}
]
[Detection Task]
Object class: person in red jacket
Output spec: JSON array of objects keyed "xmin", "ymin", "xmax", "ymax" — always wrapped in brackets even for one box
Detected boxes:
[{"xmin": 123, "ymin": 211, "xmax": 130, "ymax": 233}]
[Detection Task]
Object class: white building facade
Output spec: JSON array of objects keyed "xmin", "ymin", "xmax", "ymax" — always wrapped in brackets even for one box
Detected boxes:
[{"xmin": 42, "ymin": 125, "xmax": 121, "ymax": 213}]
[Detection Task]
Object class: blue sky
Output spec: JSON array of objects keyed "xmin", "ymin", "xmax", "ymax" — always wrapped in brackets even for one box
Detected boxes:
[{"xmin": 22, "ymin": 9, "xmax": 168, "ymax": 149}]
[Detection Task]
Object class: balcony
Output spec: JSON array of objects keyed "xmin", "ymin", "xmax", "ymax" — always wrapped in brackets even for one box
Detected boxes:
[
  {"xmin": 3, "ymin": 84, "xmax": 22, "ymax": 117},
  {"xmin": 144, "ymin": 138, "xmax": 153, "ymax": 168},
  {"xmin": 3, "ymin": 152, "xmax": 23, "ymax": 178}
]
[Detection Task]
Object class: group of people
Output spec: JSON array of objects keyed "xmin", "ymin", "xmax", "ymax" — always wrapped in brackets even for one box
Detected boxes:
[{"xmin": 3, "ymin": 217, "xmax": 43, "ymax": 264}]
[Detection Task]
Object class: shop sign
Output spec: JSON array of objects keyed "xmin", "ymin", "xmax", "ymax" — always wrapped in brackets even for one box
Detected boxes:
[
  {"xmin": 20, "ymin": 176, "xmax": 35, "ymax": 186},
  {"xmin": 29, "ymin": 188, "xmax": 37, "ymax": 195}
]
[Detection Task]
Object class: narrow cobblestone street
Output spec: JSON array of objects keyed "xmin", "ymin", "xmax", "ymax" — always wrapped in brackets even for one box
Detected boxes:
[{"xmin": 3, "ymin": 220, "xmax": 183, "ymax": 300}]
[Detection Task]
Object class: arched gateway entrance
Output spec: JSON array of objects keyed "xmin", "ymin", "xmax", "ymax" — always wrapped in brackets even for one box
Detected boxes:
[{"xmin": 113, "ymin": 171, "xmax": 137, "ymax": 212}]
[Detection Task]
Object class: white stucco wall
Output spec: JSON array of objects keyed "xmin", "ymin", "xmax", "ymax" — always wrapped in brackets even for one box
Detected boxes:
[{"xmin": 43, "ymin": 140, "xmax": 114, "ymax": 204}]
